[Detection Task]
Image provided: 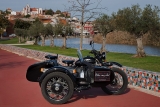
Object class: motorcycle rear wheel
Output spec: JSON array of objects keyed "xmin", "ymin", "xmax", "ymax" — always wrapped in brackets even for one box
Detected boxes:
[
  {"xmin": 41, "ymin": 72, "xmax": 74, "ymax": 104},
  {"xmin": 101, "ymin": 67, "xmax": 128, "ymax": 95}
]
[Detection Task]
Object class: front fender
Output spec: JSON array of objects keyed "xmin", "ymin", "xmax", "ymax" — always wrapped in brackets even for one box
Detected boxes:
[
  {"xmin": 110, "ymin": 61, "xmax": 122, "ymax": 67},
  {"xmin": 38, "ymin": 66, "xmax": 76, "ymax": 85}
]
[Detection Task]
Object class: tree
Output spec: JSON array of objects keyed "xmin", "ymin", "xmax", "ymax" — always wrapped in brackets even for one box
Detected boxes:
[
  {"xmin": 67, "ymin": 0, "xmax": 106, "ymax": 50},
  {"xmin": 53, "ymin": 21, "xmax": 72, "ymax": 48},
  {"xmin": 39, "ymin": 23, "xmax": 46, "ymax": 46},
  {"xmin": 142, "ymin": 5, "xmax": 160, "ymax": 46},
  {"xmin": 0, "ymin": 13, "xmax": 9, "ymax": 39},
  {"xmin": 14, "ymin": 28, "xmax": 28, "ymax": 43},
  {"xmin": 34, "ymin": 17, "xmax": 41, "ymax": 22},
  {"xmin": 14, "ymin": 28, "xmax": 22, "ymax": 43},
  {"xmin": 113, "ymin": 5, "xmax": 144, "ymax": 57},
  {"xmin": 113, "ymin": 4, "xmax": 160, "ymax": 57},
  {"xmin": 24, "ymin": 14, "xmax": 31, "ymax": 18},
  {"xmin": 55, "ymin": 10, "xmax": 61, "ymax": 14},
  {"xmin": 94, "ymin": 14, "xmax": 113, "ymax": 52},
  {"xmin": 53, "ymin": 22, "xmax": 64, "ymax": 47},
  {"xmin": 14, "ymin": 19, "xmax": 31, "ymax": 43},
  {"xmin": 29, "ymin": 21, "xmax": 42, "ymax": 45},
  {"xmin": 62, "ymin": 23, "xmax": 73, "ymax": 49},
  {"xmin": 29, "ymin": 21, "xmax": 45, "ymax": 45},
  {"xmin": 58, "ymin": 13, "xmax": 65, "ymax": 17},
  {"xmin": 45, "ymin": 9, "xmax": 54, "ymax": 16},
  {"xmin": 0, "ymin": 28, "xmax": 3, "ymax": 39},
  {"xmin": 14, "ymin": 19, "xmax": 31, "ymax": 29},
  {"xmin": 45, "ymin": 23, "xmax": 55, "ymax": 47}
]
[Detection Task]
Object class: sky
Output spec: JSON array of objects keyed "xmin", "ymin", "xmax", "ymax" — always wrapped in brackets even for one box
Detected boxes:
[{"xmin": 0, "ymin": 0, "xmax": 160, "ymax": 15}]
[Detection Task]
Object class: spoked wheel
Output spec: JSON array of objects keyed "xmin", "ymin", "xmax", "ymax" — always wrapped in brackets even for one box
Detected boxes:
[
  {"xmin": 41, "ymin": 72, "xmax": 74, "ymax": 104},
  {"xmin": 101, "ymin": 67, "xmax": 128, "ymax": 95}
]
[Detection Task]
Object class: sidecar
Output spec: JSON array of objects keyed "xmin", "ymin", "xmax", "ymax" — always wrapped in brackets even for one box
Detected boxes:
[{"xmin": 26, "ymin": 50, "xmax": 128, "ymax": 104}]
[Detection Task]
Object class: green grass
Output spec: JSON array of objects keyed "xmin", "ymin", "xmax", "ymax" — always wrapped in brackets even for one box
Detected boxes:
[
  {"xmin": 16, "ymin": 45, "xmax": 91, "ymax": 57},
  {"xmin": 106, "ymin": 52, "xmax": 160, "ymax": 72},
  {"xmin": 0, "ymin": 37, "xmax": 19, "ymax": 44},
  {"xmin": 1, "ymin": 37, "xmax": 160, "ymax": 72}
]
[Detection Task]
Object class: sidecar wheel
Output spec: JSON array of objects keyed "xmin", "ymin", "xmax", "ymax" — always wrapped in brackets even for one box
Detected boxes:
[
  {"xmin": 101, "ymin": 67, "xmax": 128, "ymax": 95},
  {"xmin": 41, "ymin": 72, "xmax": 74, "ymax": 104}
]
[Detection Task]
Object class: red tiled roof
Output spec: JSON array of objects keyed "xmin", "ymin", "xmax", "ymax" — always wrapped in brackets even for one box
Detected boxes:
[
  {"xmin": 59, "ymin": 19, "xmax": 67, "ymax": 25},
  {"xmin": 30, "ymin": 8, "xmax": 37, "ymax": 11}
]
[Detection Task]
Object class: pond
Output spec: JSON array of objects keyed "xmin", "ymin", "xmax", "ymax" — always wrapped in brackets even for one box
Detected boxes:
[{"xmin": 39, "ymin": 38, "xmax": 160, "ymax": 56}]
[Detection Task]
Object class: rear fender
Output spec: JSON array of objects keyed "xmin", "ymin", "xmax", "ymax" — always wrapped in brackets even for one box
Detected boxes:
[{"xmin": 38, "ymin": 66, "xmax": 76, "ymax": 85}]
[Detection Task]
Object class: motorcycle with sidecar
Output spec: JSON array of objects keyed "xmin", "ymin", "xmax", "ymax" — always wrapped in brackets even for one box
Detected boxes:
[{"xmin": 26, "ymin": 43, "xmax": 128, "ymax": 104}]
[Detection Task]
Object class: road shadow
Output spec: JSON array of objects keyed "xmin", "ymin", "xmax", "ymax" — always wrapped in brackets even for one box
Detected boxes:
[
  {"xmin": 0, "ymin": 61, "xmax": 29, "ymax": 70},
  {"xmin": 67, "ymin": 87, "xmax": 131, "ymax": 104}
]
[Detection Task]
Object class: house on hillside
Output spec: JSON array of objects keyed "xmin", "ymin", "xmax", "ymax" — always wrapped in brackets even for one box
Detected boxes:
[
  {"xmin": 6, "ymin": 8, "xmax": 12, "ymax": 13},
  {"xmin": 4, "ymin": 4, "xmax": 95, "ymax": 37},
  {"xmin": 21, "ymin": 4, "xmax": 43, "ymax": 16},
  {"xmin": 84, "ymin": 21, "xmax": 94, "ymax": 36},
  {"xmin": 62, "ymin": 11, "xmax": 71, "ymax": 17}
]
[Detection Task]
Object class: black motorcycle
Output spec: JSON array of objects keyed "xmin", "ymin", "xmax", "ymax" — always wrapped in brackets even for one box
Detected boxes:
[
  {"xmin": 82, "ymin": 41, "xmax": 128, "ymax": 95},
  {"xmin": 26, "ymin": 45, "xmax": 128, "ymax": 104}
]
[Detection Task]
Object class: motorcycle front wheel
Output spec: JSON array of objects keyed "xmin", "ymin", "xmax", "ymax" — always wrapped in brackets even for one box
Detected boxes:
[
  {"xmin": 101, "ymin": 67, "xmax": 128, "ymax": 95},
  {"xmin": 41, "ymin": 72, "xmax": 74, "ymax": 104}
]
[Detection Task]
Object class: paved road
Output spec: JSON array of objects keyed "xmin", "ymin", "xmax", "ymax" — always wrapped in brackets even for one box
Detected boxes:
[{"xmin": 0, "ymin": 49, "xmax": 160, "ymax": 107}]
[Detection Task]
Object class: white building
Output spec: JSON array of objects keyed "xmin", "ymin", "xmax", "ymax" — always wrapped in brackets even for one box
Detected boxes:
[
  {"xmin": 11, "ymin": 11, "xmax": 17, "ymax": 15},
  {"xmin": 21, "ymin": 4, "xmax": 43, "ymax": 16}
]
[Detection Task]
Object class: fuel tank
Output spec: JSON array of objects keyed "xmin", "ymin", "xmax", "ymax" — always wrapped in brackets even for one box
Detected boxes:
[{"xmin": 83, "ymin": 56, "xmax": 96, "ymax": 64}]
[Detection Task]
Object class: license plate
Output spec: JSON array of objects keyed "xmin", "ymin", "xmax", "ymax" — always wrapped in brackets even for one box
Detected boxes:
[{"xmin": 95, "ymin": 71, "xmax": 110, "ymax": 81}]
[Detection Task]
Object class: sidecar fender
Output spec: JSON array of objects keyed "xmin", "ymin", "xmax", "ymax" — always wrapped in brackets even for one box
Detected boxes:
[
  {"xmin": 38, "ymin": 66, "xmax": 76, "ymax": 85},
  {"xmin": 26, "ymin": 62, "xmax": 46, "ymax": 82}
]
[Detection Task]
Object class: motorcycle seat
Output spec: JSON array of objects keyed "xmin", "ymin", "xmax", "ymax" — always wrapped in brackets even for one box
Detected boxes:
[
  {"xmin": 62, "ymin": 60, "xmax": 74, "ymax": 66},
  {"xmin": 45, "ymin": 55, "xmax": 58, "ymax": 60}
]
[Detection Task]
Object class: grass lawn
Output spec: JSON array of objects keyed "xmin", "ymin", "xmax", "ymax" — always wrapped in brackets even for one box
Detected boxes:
[
  {"xmin": 1, "ymin": 37, "xmax": 160, "ymax": 72},
  {"xmin": 0, "ymin": 37, "xmax": 19, "ymax": 44}
]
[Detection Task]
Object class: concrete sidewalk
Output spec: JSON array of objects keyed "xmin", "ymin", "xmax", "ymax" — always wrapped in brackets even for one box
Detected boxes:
[{"xmin": 0, "ymin": 49, "xmax": 160, "ymax": 107}]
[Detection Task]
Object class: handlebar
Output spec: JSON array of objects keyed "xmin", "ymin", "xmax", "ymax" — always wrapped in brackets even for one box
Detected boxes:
[{"xmin": 89, "ymin": 49, "xmax": 98, "ymax": 55}]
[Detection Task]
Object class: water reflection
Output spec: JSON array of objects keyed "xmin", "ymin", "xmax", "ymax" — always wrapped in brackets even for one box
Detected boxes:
[{"xmin": 39, "ymin": 38, "xmax": 160, "ymax": 56}]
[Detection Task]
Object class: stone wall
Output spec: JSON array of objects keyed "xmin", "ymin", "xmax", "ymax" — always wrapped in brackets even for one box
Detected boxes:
[{"xmin": 0, "ymin": 44, "xmax": 160, "ymax": 92}]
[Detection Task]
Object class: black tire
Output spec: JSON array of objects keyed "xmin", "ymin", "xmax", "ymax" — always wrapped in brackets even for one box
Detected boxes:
[
  {"xmin": 41, "ymin": 72, "xmax": 74, "ymax": 104},
  {"xmin": 101, "ymin": 67, "xmax": 128, "ymax": 95}
]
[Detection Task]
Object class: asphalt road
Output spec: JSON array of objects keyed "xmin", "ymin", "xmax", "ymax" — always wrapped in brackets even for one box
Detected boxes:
[{"xmin": 0, "ymin": 49, "xmax": 160, "ymax": 107}]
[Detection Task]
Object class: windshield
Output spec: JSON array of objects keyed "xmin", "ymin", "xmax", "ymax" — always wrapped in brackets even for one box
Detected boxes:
[{"xmin": 77, "ymin": 50, "xmax": 83, "ymax": 62}]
